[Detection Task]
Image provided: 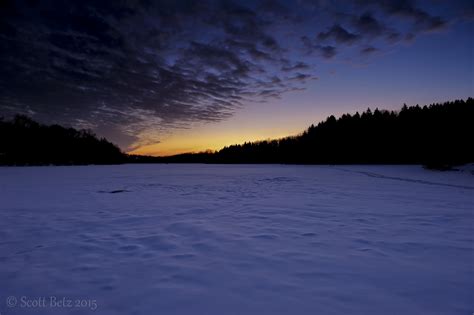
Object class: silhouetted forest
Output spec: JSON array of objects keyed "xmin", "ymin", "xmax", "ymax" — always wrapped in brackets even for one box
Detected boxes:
[
  {"xmin": 157, "ymin": 98, "xmax": 474, "ymax": 167},
  {"xmin": 1, "ymin": 98, "xmax": 473, "ymax": 166},
  {"xmin": 0, "ymin": 115, "xmax": 124, "ymax": 165}
]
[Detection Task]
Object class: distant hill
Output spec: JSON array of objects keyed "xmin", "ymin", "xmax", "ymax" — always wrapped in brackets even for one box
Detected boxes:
[
  {"xmin": 158, "ymin": 98, "xmax": 474, "ymax": 167},
  {"xmin": 1, "ymin": 98, "xmax": 473, "ymax": 166},
  {"xmin": 0, "ymin": 115, "xmax": 124, "ymax": 165}
]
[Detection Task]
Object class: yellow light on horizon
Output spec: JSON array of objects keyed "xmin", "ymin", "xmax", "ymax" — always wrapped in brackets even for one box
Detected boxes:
[{"xmin": 127, "ymin": 128, "xmax": 301, "ymax": 157}]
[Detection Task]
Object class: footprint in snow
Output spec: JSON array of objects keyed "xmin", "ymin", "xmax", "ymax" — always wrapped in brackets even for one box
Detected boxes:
[{"xmin": 97, "ymin": 189, "xmax": 130, "ymax": 194}]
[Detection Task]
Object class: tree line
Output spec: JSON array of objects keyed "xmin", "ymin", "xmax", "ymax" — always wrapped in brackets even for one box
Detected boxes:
[
  {"xmin": 1, "ymin": 98, "xmax": 473, "ymax": 166},
  {"xmin": 0, "ymin": 115, "xmax": 124, "ymax": 165},
  {"xmin": 157, "ymin": 98, "xmax": 474, "ymax": 168}
]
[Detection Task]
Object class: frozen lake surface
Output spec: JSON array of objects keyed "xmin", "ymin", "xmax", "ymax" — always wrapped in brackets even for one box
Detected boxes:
[{"xmin": 1, "ymin": 164, "xmax": 473, "ymax": 314}]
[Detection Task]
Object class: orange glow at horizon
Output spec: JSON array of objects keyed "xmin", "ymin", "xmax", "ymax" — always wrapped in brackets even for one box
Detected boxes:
[
  {"xmin": 127, "ymin": 90, "xmax": 329, "ymax": 157},
  {"xmin": 126, "ymin": 94, "xmax": 377, "ymax": 157},
  {"xmin": 127, "ymin": 129, "xmax": 300, "ymax": 157}
]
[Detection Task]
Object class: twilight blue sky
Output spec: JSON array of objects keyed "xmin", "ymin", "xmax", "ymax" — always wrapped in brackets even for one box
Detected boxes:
[{"xmin": 0, "ymin": 0, "xmax": 472, "ymax": 155}]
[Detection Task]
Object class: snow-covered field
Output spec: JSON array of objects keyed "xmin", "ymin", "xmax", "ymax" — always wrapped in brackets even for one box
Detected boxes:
[{"xmin": 0, "ymin": 164, "xmax": 473, "ymax": 315}]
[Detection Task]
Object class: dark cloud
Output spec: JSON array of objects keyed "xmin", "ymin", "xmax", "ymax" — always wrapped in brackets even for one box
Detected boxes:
[
  {"xmin": 352, "ymin": 12, "xmax": 387, "ymax": 37},
  {"xmin": 316, "ymin": 45, "xmax": 338, "ymax": 59},
  {"xmin": 0, "ymin": 0, "xmax": 463, "ymax": 149},
  {"xmin": 360, "ymin": 46, "xmax": 378, "ymax": 55},
  {"xmin": 301, "ymin": 36, "xmax": 337, "ymax": 59},
  {"xmin": 351, "ymin": 12, "xmax": 407, "ymax": 44},
  {"xmin": 281, "ymin": 62, "xmax": 310, "ymax": 72},
  {"xmin": 356, "ymin": 0, "xmax": 448, "ymax": 33},
  {"xmin": 317, "ymin": 24, "xmax": 360, "ymax": 44}
]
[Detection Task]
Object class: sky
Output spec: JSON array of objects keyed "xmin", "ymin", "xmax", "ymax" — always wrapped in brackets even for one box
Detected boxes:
[{"xmin": 0, "ymin": 0, "xmax": 472, "ymax": 156}]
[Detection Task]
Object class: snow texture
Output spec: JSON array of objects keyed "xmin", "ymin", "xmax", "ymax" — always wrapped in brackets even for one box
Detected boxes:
[{"xmin": 0, "ymin": 164, "xmax": 473, "ymax": 315}]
